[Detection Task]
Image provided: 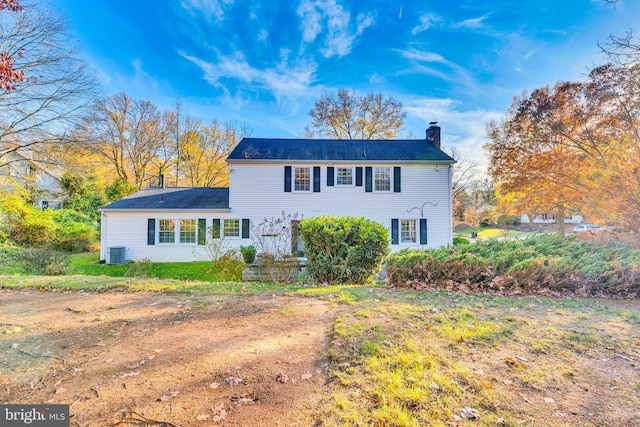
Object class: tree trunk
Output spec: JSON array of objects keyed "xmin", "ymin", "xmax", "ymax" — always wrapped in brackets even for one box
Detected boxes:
[{"xmin": 556, "ymin": 205, "xmax": 565, "ymax": 236}]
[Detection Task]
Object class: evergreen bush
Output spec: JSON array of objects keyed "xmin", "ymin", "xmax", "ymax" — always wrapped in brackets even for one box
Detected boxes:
[{"xmin": 301, "ymin": 216, "xmax": 389, "ymax": 285}]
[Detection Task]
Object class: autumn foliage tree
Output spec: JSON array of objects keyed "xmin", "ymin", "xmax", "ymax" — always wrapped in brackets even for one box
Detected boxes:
[
  {"xmin": 304, "ymin": 88, "xmax": 405, "ymax": 139},
  {"xmin": 0, "ymin": 0, "xmax": 24, "ymax": 91},
  {"xmin": 486, "ymin": 62, "xmax": 640, "ymax": 233}
]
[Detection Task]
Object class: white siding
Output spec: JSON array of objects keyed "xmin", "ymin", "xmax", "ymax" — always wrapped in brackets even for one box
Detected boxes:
[
  {"xmin": 102, "ymin": 161, "xmax": 454, "ymax": 263},
  {"xmin": 229, "ymin": 161, "xmax": 453, "ymax": 251},
  {"xmin": 100, "ymin": 211, "xmax": 248, "ymax": 263}
]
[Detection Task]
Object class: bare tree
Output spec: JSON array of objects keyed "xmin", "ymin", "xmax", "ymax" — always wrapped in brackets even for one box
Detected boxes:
[
  {"xmin": 0, "ymin": 0, "xmax": 97, "ymax": 168},
  {"xmin": 448, "ymin": 147, "xmax": 479, "ymax": 218},
  {"xmin": 180, "ymin": 120, "xmax": 251, "ymax": 187},
  {"xmin": 79, "ymin": 93, "xmax": 168, "ymax": 190},
  {"xmin": 304, "ymin": 88, "xmax": 405, "ymax": 139}
]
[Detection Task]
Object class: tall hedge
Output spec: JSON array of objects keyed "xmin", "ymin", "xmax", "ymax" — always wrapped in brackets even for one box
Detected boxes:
[{"xmin": 300, "ymin": 216, "xmax": 389, "ymax": 285}]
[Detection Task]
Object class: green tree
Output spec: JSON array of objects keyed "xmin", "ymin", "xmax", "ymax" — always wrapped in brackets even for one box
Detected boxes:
[{"xmin": 60, "ymin": 173, "xmax": 107, "ymax": 221}]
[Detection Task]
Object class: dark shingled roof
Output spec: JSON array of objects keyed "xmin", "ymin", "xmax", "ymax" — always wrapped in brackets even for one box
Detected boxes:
[
  {"xmin": 227, "ymin": 138, "xmax": 456, "ymax": 162},
  {"xmin": 101, "ymin": 187, "xmax": 229, "ymax": 210}
]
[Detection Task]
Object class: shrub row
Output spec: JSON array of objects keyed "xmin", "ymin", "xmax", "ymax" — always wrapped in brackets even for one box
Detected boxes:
[{"xmin": 387, "ymin": 235, "xmax": 640, "ymax": 297}]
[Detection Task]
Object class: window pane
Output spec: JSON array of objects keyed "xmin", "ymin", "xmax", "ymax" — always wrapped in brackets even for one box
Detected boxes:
[
  {"xmin": 400, "ymin": 219, "xmax": 416, "ymax": 243},
  {"xmin": 336, "ymin": 167, "xmax": 353, "ymax": 186},
  {"xmin": 159, "ymin": 219, "xmax": 175, "ymax": 243},
  {"xmin": 180, "ymin": 219, "xmax": 197, "ymax": 243},
  {"xmin": 224, "ymin": 219, "xmax": 240, "ymax": 237},
  {"xmin": 374, "ymin": 167, "xmax": 391, "ymax": 191},
  {"xmin": 294, "ymin": 167, "xmax": 311, "ymax": 191}
]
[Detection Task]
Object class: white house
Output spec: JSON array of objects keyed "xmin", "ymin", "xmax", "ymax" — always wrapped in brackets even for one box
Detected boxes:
[
  {"xmin": 0, "ymin": 149, "xmax": 65, "ymax": 209},
  {"xmin": 520, "ymin": 213, "xmax": 584, "ymax": 224},
  {"xmin": 99, "ymin": 125, "xmax": 456, "ymax": 263}
]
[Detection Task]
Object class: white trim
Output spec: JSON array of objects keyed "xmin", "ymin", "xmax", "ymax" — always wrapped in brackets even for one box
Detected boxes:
[
  {"xmin": 373, "ymin": 166, "xmax": 392, "ymax": 192},
  {"xmin": 335, "ymin": 166, "xmax": 355, "ymax": 187},
  {"xmin": 292, "ymin": 166, "xmax": 312, "ymax": 193}
]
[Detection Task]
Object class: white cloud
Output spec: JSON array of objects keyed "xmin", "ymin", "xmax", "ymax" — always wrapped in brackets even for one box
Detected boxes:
[
  {"xmin": 131, "ymin": 59, "xmax": 159, "ymax": 90},
  {"xmin": 452, "ymin": 12, "xmax": 492, "ymax": 29},
  {"xmin": 180, "ymin": 0, "xmax": 234, "ymax": 22},
  {"xmin": 297, "ymin": 0, "xmax": 323, "ymax": 42},
  {"xmin": 258, "ymin": 28, "xmax": 269, "ymax": 42},
  {"xmin": 397, "ymin": 48, "xmax": 478, "ymax": 91},
  {"xmin": 179, "ymin": 51, "xmax": 317, "ymax": 103},
  {"xmin": 405, "ymin": 98, "xmax": 503, "ymax": 172},
  {"xmin": 297, "ymin": 0, "xmax": 375, "ymax": 58},
  {"xmin": 411, "ymin": 12, "xmax": 443, "ymax": 35}
]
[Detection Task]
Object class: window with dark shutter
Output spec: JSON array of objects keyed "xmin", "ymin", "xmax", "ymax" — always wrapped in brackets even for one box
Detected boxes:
[
  {"xmin": 394, "ymin": 167, "xmax": 401, "ymax": 192},
  {"xmin": 365, "ymin": 167, "xmax": 372, "ymax": 192},
  {"xmin": 313, "ymin": 166, "xmax": 321, "ymax": 192},
  {"xmin": 147, "ymin": 219, "xmax": 155, "ymax": 245},
  {"xmin": 198, "ymin": 219, "xmax": 206, "ymax": 245},
  {"xmin": 211, "ymin": 219, "xmax": 221, "ymax": 238},
  {"xmin": 420, "ymin": 219, "xmax": 427, "ymax": 245},
  {"xmin": 284, "ymin": 166, "xmax": 292, "ymax": 192},
  {"xmin": 356, "ymin": 167, "xmax": 363, "ymax": 186},
  {"xmin": 242, "ymin": 219, "xmax": 250, "ymax": 238},
  {"xmin": 391, "ymin": 219, "xmax": 399, "ymax": 244},
  {"xmin": 327, "ymin": 166, "xmax": 334, "ymax": 186}
]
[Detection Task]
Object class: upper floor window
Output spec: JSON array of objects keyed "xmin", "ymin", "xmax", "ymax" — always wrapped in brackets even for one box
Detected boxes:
[
  {"xmin": 336, "ymin": 167, "xmax": 354, "ymax": 186},
  {"xmin": 294, "ymin": 167, "xmax": 311, "ymax": 192},
  {"xmin": 374, "ymin": 167, "xmax": 391, "ymax": 192},
  {"xmin": 400, "ymin": 219, "xmax": 417, "ymax": 243},
  {"xmin": 159, "ymin": 219, "xmax": 176, "ymax": 244}
]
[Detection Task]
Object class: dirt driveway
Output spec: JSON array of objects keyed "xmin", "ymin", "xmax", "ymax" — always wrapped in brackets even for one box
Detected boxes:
[{"xmin": 0, "ymin": 289, "xmax": 337, "ymax": 426}]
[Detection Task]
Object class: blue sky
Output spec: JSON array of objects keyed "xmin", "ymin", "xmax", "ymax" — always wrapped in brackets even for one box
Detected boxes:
[{"xmin": 49, "ymin": 0, "xmax": 640, "ymax": 170}]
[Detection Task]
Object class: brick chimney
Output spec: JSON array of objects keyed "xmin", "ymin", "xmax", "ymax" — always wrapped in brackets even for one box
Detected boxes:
[{"xmin": 425, "ymin": 122, "xmax": 441, "ymax": 149}]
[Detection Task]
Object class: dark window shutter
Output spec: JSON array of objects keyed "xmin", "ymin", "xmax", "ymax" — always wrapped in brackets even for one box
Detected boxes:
[
  {"xmin": 242, "ymin": 219, "xmax": 250, "ymax": 238},
  {"xmin": 327, "ymin": 166, "xmax": 334, "ymax": 186},
  {"xmin": 356, "ymin": 167, "xmax": 363, "ymax": 186},
  {"xmin": 211, "ymin": 219, "xmax": 221, "ymax": 238},
  {"xmin": 313, "ymin": 166, "xmax": 321, "ymax": 192},
  {"xmin": 198, "ymin": 218, "xmax": 206, "ymax": 245},
  {"xmin": 365, "ymin": 167, "xmax": 372, "ymax": 192},
  {"xmin": 284, "ymin": 166, "xmax": 292, "ymax": 192},
  {"xmin": 147, "ymin": 219, "xmax": 155, "ymax": 245},
  {"xmin": 391, "ymin": 219, "xmax": 399, "ymax": 245},
  {"xmin": 420, "ymin": 219, "xmax": 427, "ymax": 245},
  {"xmin": 394, "ymin": 167, "xmax": 401, "ymax": 192}
]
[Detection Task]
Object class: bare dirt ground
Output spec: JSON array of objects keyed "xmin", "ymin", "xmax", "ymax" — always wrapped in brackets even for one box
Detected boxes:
[
  {"xmin": 2, "ymin": 288, "xmax": 640, "ymax": 427},
  {"xmin": 0, "ymin": 289, "xmax": 337, "ymax": 426}
]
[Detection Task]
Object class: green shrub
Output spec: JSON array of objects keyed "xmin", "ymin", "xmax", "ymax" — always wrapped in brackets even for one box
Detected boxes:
[
  {"xmin": 386, "ymin": 234, "xmax": 640, "ymax": 297},
  {"xmin": 453, "ymin": 237, "xmax": 470, "ymax": 245},
  {"xmin": 17, "ymin": 248, "xmax": 69, "ymax": 275},
  {"xmin": 301, "ymin": 216, "xmax": 389, "ymax": 285}
]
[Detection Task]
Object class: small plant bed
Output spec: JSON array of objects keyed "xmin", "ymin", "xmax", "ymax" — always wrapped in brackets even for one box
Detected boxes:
[{"xmin": 387, "ymin": 234, "xmax": 640, "ymax": 298}]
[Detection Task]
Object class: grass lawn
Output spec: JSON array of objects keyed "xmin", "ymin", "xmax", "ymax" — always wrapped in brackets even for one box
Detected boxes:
[{"xmin": 454, "ymin": 226, "xmax": 534, "ymax": 240}]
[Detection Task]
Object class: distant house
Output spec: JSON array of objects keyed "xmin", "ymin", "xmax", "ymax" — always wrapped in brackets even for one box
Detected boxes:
[
  {"xmin": 520, "ymin": 213, "xmax": 584, "ymax": 224},
  {"xmin": 99, "ymin": 125, "xmax": 456, "ymax": 263},
  {"xmin": 0, "ymin": 149, "xmax": 64, "ymax": 209}
]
